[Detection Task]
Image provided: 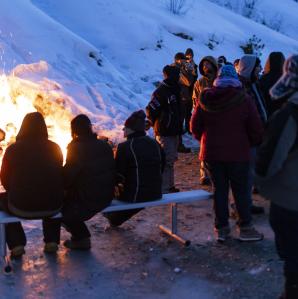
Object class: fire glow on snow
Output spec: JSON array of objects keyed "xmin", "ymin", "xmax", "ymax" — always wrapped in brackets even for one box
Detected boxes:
[{"xmin": 0, "ymin": 74, "xmax": 72, "ymax": 162}]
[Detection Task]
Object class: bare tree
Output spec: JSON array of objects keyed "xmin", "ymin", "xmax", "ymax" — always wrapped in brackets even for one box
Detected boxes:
[{"xmin": 167, "ymin": 0, "xmax": 187, "ymax": 15}]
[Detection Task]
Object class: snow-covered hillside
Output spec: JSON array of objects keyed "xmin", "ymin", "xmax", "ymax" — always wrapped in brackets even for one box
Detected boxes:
[
  {"xmin": 208, "ymin": 0, "xmax": 298, "ymax": 41},
  {"xmin": 0, "ymin": 0, "xmax": 298, "ymax": 146}
]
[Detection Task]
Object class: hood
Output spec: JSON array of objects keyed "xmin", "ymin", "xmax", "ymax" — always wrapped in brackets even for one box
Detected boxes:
[
  {"xmin": 270, "ymin": 54, "xmax": 298, "ymax": 100},
  {"xmin": 199, "ymin": 56, "xmax": 218, "ymax": 76},
  {"xmin": 263, "ymin": 52, "xmax": 285, "ymax": 76},
  {"xmin": 238, "ymin": 55, "xmax": 257, "ymax": 79},
  {"xmin": 16, "ymin": 112, "xmax": 48, "ymax": 141},
  {"xmin": 200, "ymin": 87, "xmax": 246, "ymax": 112},
  {"xmin": 288, "ymin": 92, "xmax": 298, "ymax": 105}
]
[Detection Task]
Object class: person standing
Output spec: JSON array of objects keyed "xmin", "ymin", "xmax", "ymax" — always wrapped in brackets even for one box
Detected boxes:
[
  {"xmin": 172, "ymin": 52, "xmax": 196, "ymax": 153},
  {"xmin": 191, "ymin": 65, "xmax": 264, "ymax": 242},
  {"xmin": 192, "ymin": 56, "xmax": 218, "ymax": 186},
  {"xmin": 238, "ymin": 54, "xmax": 267, "ymax": 124},
  {"xmin": 256, "ymin": 55, "xmax": 298, "ymax": 299},
  {"xmin": 259, "ymin": 52, "xmax": 286, "ymax": 117},
  {"xmin": 104, "ymin": 110, "xmax": 163, "ymax": 226},
  {"xmin": 146, "ymin": 65, "xmax": 182, "ymax": 193},
  {"xmin": 238, "ymin": 54, "xmax": 267, "ymax": 213},
  {"xmin": 185, "ymin": 48, "xmax": 198, "ymax": 134},
  {"xmin": 62, "ymin": 114, "xmax": 115, "ymax": 250},
  {"xmin": 0, "ymin": 112, "xmax": 64, "ymax": 257}
]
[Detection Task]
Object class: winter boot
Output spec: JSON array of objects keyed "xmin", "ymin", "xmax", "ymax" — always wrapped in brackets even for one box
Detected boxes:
[
  {"xmin": 44, "ymin": 242, "xmax": 59, "ymax": 253},
  {"xmin": 168, "ymin": 186, "xmax": 180, "ymax": 193},
  {"xmin": 10, "ymin": 245, "xmax": 25, "ymax": 259},
  {"xmin": 63, "ymin": 238, "xmax": 91, "ymax": 250},
  {"xmin": 214, "ymin": 226, "xmax": 231, "ymax": 243},
  {"xmin": 251, "ymin": 204, "xmax": 265, "ymax": 214}
]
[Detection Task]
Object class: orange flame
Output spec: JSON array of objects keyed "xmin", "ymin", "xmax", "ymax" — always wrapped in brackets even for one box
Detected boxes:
[{"xmin": 0, "ymin": 74, "xmax": 72, "ymax": 163}]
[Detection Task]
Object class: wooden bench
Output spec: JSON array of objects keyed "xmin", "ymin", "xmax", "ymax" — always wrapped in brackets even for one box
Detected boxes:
[{"xmin": 0, "ymin": 189, "xmax": 212, "ymax": 273}]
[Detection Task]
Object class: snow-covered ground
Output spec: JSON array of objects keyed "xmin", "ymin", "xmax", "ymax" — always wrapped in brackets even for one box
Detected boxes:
[{"xmin": 0, "ymin": 0, "xmax": 298, "ymax": 146}]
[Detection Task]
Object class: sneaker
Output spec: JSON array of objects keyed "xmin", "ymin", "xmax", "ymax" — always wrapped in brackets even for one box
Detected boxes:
[
  {"xmin": 63, "ymin": 238, "xmax": 91, "ymax": 250},
  {"xmin": 168, "ymin": 186, "xmax": 180, "ymax": 193},
  {"xmin": 11, "ymin": 245, "xmax": 25, "ymax": 259},
  {"xmin": 44, "ymin": 242, "xmax": 59, "ymax": 253},
  {"xmin": 251, "ymin": 204, "xmax": 265, "ymax": 214},
  {"xmin": 214, "ymin": 226, "xmax": 231, "ymax": 242},
  {"xmin": 199, "ymin": 177, "xmax": 211, "ymax": 186},
  {"xmin": 238, "ymin": 226, "xmax": 264, "ymax": 242}
]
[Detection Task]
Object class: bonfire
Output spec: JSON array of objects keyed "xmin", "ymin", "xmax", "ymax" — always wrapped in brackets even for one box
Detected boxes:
[{"xmin": 0, "ymin": 74, "xmax": 72, "ymax": 166}]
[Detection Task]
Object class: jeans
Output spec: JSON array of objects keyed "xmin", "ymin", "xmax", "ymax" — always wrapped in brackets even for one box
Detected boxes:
[
  {"xmin": 270, "ymin": 203, "xmax": 298, "ymax": 289},
  {"xmin": 0, "ymin": 193, "xmax": 60, "ymax": 249},
  {"xmin": 205, "ymin": 161, "xmax": 252, "ymax": 229}
]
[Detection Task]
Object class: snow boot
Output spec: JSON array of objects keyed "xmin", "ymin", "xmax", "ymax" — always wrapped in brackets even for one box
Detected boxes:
[
  {"xmin": 10, "ymin": 245, "xmax": 25, "ymax": 259},
  {"xmin": 251, "ymin": 204, "xmax": 265, "ymax": 214},
  {"xmin": 44, "ymin": 242, "xmax": 59, "ymax": 253},
  {"xmin": 63, "ymin": 238, "xmax": 91, "ymax": 250}
]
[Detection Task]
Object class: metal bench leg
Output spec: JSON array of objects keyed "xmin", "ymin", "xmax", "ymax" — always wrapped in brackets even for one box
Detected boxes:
[
  {"xmin": 159, "ymin": 203, "xmax": 191, "ymax": 247},
  {"xmin": 0, "ymin": 224, "xmax": 12, "ymax": 273}
]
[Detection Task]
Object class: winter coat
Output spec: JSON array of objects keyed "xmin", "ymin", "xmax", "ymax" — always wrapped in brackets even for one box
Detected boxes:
[
  {"xmin": 256, "ymin": 91, "xmax": 298, "ymax": 212},
  {"xmin": 238, "ymin": 55, "xmax": 268, "ymax": 124},
  {"xmin": 63, "ymin": 134, "xmax": 115, "ymax": 221},
  {"xmin": 146, "ymin": 78, "xmax": 182, "ymax": 137},
  {"xmin": 190, "ymin": 87, "xmax": 263, "ymax": 162},
  {"xmin": 192, "ymin": 56, "xmax": 218, "ymax": 104},
  {"xmin": 0, "ymin": 139, "xmax": 64, "ymax": 219},
  {"xmin": 259, "ymin": 52, "xmax": 286, "ymax": 117},
  {"xmin": 115, "ymin": 132, "xmax": 163, "ymax": 202}
]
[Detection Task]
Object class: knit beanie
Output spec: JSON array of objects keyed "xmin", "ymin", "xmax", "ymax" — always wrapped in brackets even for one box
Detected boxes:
[
  {"xmin": 217, "ymin": 64, "xmax": 238, "ymax": 79},
  {"xmin": 124, "ymin": 110, "xmax": 146, "ymax": 132}
]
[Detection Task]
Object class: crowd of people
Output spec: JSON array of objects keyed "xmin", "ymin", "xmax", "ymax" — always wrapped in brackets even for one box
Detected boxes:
[{"xmin": 0, "ymin": 49, "xmax": 297, "ymax": 299}]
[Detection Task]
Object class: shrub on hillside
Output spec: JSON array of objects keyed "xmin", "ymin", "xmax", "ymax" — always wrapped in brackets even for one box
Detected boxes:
[
  {"xmin": 240, "ymin": 34, "xmax": 265, "ymax": 57},
  {"xmin": 205, "ymin": 33, "xmax": 223, "ymax": 50}
]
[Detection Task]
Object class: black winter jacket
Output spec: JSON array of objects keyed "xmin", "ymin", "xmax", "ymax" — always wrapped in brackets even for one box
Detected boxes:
[
  {"xmin": 115, "ymin": 132, "xmax": 163, "ymax": 202},
  {"xmin": 0, "ymin": 139, "xmax": 64, "ymax": 218},
  {"xmin": 259, "ymin": 52, "xmax": 286, "ymax": 117},
  {"xmin": 146, "ymin": 79, "xmax": 182, "ymax": 136},
  {"xmin": 63, "ymin": 134, "xmax": 115, "ymax": 221}
]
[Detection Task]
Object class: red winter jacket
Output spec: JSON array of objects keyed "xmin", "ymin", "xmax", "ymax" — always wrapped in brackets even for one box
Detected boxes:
[{"xmin": 190, "ymin": 87, "xmax": 263, "ymax": 162}]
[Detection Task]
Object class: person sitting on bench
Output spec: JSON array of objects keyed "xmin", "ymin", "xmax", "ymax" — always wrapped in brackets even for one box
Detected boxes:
[
  {"xmin": 0, "ymin": 112, "xmax": 64, "ymax": 257},
  {"xmin": 62, "ymin": 114, "xmax": 115, "ymax": 250},
  {"xmin": 104, "ymin": 110, "xmax": 164, "ymax": 227}
]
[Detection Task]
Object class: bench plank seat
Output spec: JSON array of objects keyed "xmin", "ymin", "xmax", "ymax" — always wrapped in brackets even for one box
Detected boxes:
[
  {"xmin": 0, "ymin": 212, "xmax": 62, "ymax": 224},
  {"xmin": 103, "ymin": 189, "xmax": 211, "ymax": 212},
  {"xmin": 0, "ymin": 189, "xmax": 212, "ymax": 272}
]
